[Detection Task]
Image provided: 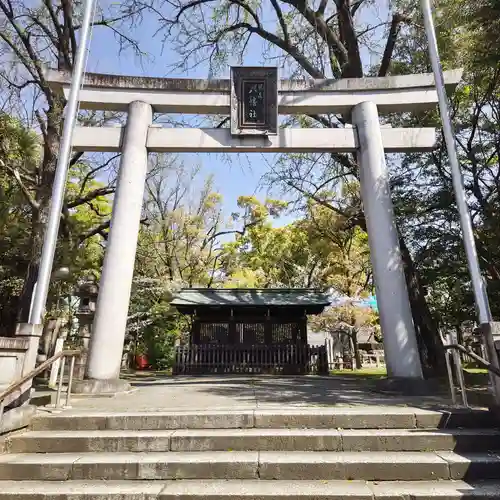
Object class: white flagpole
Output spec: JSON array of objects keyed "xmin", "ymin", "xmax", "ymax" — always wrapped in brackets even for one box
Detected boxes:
[
  {"xmin": 420, "ymin": 0, "xmax": 500, "ymax": 403},
  {"xmin": 29, "ymin": 0, "xmax": 97, "ymax": 325}
]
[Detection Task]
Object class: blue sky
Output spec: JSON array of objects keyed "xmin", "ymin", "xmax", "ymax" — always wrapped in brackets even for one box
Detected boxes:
[{"xmin": 83, "ymin": 1, "xmax": 390, "ymax": 226}]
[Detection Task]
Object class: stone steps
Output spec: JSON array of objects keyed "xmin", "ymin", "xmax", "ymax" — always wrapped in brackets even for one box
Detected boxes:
[
  {"xmin": 1, "ymin": 407, "xmax": 499, "ymax": 498},
  {"xmin": 29, "ymin": 407, "xmax": 498, "ymax": 431},
  {"xmin": 0, "ymin": 450, "xmax": 500, "ymax": 481},
  {"xmin": 0, "ymin": 480, "xmax": 499, "ymax": 500},
  {"xmin": 5, "ymin": 428, "xmax": 500, "ymax": 453}
]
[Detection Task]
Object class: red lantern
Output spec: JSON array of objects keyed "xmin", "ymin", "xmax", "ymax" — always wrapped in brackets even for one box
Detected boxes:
[{"xmin": 135, "ymin": 353, "xmax": 149, "ymax": 370}]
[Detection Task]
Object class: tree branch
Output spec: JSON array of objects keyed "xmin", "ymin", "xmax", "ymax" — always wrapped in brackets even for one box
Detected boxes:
[
  {"xmin": 77, "ymin": 154, "xmax": 120, "ymax": 197},
  {"xmin": 67, "ymin": 187, "xmax": 114, "ymax": 209},
  {"xmin": 28, "ymin": 14, "xmax": 59, "ymax": 53},
  {"xmin": 70, "ymin": 152, "xmax": 84, "ymax": 167},
  {"xmin": 77, "ymin": 220, "xmax": 111, "ymax": 242},
  {"xmin": 351, "ymin": 0, "xmax": 366, "ymax": 17},
  {"xmin": 42, "ymin": 0, "xmax": 65, "ymax": 48},
  {"xmin": 202, "ymin": 218, "xmax": 262, "ymax": 248},
  {"xmin": 174, "ymin": 0, "xmax": 215, "ymax": 23},
  {"xmin": 270, "ymin": 0, "xmax": 291, "ymax": 44},
  {"xmin": 0, "ymin": 73, "xmax": 36, "ymax": 91},
  {"xmin": 216, "ymin": 116, "xmax": 230, "ymax": 128},
  {"xmin": 336, "ymin": 0, "xmax": 363, "ymax": 77},
  {"xmin": 282, "ymin": 0, "xmax": 349, "ymax": 72},
  {"xmin": 1, "ymin": 161, "xmax": 40, "ymax": 211},
  {"xmin": 211, "ymin": 22, "xmax": 324, "ymax": 78},
  {"xmin": 0, "ymin": 1, "xmax": 48, "ymax": 94},
  {"xmin": 317, "ymin": 0, "xmax": 329, "ymax": 16},
  {"xmin": 59, "ymin": 0, "xmax": 76, "ymax": 69},
  {"xmin": 378, "ymin": 13, "xmax": 407, "ymax": 77}
]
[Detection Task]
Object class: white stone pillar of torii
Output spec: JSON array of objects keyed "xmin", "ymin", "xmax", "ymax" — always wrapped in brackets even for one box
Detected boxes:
[
  {"xmin": 45, "ymin": 67, "xmax": 463, "ymax": 394},
  {"xmin": 84, "ymin": 101, "xmax": 152, "ymax": 394},
  {"xmin": 352, "ymin": 102, "xmax": 423, "ymax": 381}
]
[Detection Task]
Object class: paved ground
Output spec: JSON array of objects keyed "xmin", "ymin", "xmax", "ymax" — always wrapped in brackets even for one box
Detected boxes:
[{"xmin": 45, "ymin": 374, "xmax": 468, "ymax": 413}]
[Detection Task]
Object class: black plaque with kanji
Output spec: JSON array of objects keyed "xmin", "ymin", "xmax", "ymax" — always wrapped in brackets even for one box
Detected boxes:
[
  {"xmin": 242, "ymin": 80, "xmax": 265, "ymax": 125},
  {"xmin": 231, "ymin": 67, "xmax": 278, "ymax": 136}
]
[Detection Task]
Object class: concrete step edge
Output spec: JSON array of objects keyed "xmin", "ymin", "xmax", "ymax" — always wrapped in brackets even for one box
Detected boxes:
[
  {"xmin": 31, "ymin": 407, "xmax": 498, "ymax": 431},
  {"xmin": 0, "ymin": 451, "xmax": 499, "ymax": 481},
  {"xmin": 15, "ymin": 428, "xmax": 500, "ymax": 437},
  {"xmin": 7, "ymin": 428, "xmax": 500, "ymax": 453},
  {"xmin": 2, "ymin": 450, "xmax": 500, "ymax": 462},
  {"xmin": 0, "ymin": 480, "xmax": 498, "ymax": 499}
]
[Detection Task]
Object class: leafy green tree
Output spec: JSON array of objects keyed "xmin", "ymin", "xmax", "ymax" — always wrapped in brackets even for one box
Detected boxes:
[
  {"xmin": 221, "ymin": 196, "xmax": 300, "ymax": 287},
  {"xmin": 138, "ymin": 158, "xmax": 243, "ymax": 287},
  {"xmin": 220, "ymin": 195, "xmax": 372, "ymax": 293},
  {"xmin": 437, "ymin": 0, "xmax": 500, "ymax": 67},
  {"xmin": 297, "ymin": 199, "xmax": 371, "ymax": 295},
  {"xmin": 0, "ymin": 113, "xmax": 40, "ymax": 333}
]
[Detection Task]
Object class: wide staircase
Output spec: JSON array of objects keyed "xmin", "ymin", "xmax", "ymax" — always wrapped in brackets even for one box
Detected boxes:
[{"xmin": 1, "ymin": 406, "xmax": 500, "ymax": 498}]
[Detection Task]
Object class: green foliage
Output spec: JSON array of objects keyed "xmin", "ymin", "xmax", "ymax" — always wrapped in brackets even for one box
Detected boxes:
[
  {"xmin": 137, "ymin": 162, "xmax": 229, "ymax": 287},
  {"xmin": 59, "ymin": 162, "xmax": 111, "ymax": 280},
  {"xmin": 0, "ymin": 113, "xmax": 40, "ymax": 169},
  {"xmin": 386, "ymin": 0, "xmax": 500, "ymax": 334},
  {"xmin": 436, "ymin": 0, "xmax": 500, "ymax": 68},
  {"xmin": 0, "ymin": 113, "xmax": 40, "ymax": 333},
  {"xmin": 0, "ymin": 112, "xmax": 114, "ymax": 331},
  {"xmin": 127, "ymin": 277, "xmax": 185, "ymax": 369},
  {"xmin": 298, "ymin": 201, "xmax": 371, "ymax": 295},
  {"xmin": 220, "ymin": 196, "xmax": 372, "ymax": 292}
]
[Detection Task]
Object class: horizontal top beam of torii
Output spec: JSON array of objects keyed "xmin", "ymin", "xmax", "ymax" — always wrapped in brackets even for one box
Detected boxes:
[
  {"xmin": 46, "ymin": 68, "xmax": 463, "ymax": 116},
  {"xmin": 72, "ymin": 126, "xmax": 437, "ymax": 153}
]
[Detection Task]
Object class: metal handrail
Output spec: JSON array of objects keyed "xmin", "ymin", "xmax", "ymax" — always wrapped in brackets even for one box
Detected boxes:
[
  {"xmin": 0, "ymin": 349, "xmax": 83, "ymax": 428},
  {"xmin": 441, "ymin": 334, "xmax": 500, "ymax": 408},
  {"xmin": 444, "ymin": 343, "xmax": 500, "ymax": 378}
]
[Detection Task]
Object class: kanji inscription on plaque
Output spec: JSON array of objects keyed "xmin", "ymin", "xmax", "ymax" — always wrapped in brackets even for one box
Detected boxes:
[
  {"xmin": 242, "ymin": 81, "xmax": 265, "ymax": 124},
  {"xmin": 230, "ymin": 67, "xmax": 278, "ymax": 136}
]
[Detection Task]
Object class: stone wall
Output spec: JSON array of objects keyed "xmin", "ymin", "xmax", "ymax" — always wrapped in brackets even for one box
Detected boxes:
[
  {"xmin": 0, "ymin": 336, "xmax": 30, "ymax": 406},
  {"xmin": 0, "ymin": 325, "xmax": 42, "ymax": 433}
]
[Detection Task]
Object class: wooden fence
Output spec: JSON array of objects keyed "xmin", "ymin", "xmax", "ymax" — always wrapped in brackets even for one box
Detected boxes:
[{"xmin": 173, "ymin": 344, "xmax": 328, "ymax": 375}]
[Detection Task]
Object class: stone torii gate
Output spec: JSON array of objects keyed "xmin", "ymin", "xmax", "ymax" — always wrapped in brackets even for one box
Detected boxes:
[{"xmin": 45, "ymin": 67, "xmax": 462, "ymax": 393}]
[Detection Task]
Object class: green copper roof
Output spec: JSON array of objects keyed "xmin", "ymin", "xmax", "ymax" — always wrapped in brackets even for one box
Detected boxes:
[{"xmin": 172, "ymin": 288, "xmax": 331, "ymax": 308}]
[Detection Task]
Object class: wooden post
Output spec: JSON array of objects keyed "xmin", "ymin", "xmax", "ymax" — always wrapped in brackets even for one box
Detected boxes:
[
  {"xmin": 191, "ymin": 321, "xmax": 201, "ymax": 345},
  {"xmin": 264, "ymin": 308, "xmax": 272, "ymax": 344},
  {"xmin": 300, "ymin": 316, "xmax": 308, "ymax": 343},
  {"xmin": 229, "ymin": 308, "xmax": 237, "ymax": 344}
]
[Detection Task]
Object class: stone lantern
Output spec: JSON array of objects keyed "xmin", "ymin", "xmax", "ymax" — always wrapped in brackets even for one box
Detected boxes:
[
  {"xmin": 37, "ymin": 267, "xmax": 72, "ymax": 371},
  {"xmin": 73, "ymin": 281, "xmax": 98, "ymax": 380}
]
